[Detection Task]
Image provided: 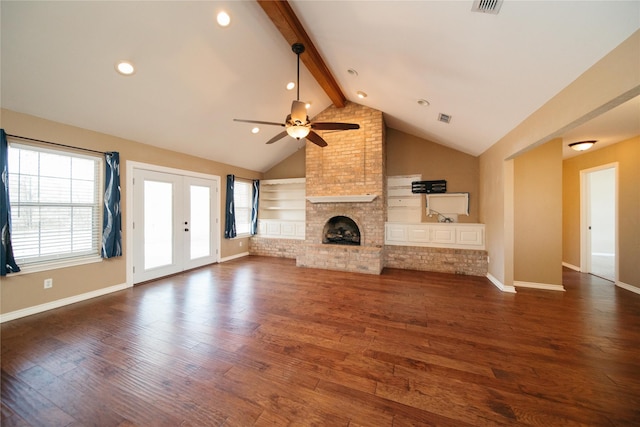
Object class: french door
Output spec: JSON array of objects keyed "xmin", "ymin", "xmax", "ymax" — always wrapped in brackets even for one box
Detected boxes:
[{"xmin": 132, "ymin": 168, "xmax": 219, "ymax": 283}]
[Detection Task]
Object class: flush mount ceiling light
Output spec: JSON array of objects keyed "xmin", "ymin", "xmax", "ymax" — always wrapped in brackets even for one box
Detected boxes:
[
  {"xmin": 417, "ymin": 99, "xmax": 430, "ymax": 107},
  {"xmin": 356, "ymin": 91, "xmax": 367, "ymax": 99},
  {"xmin": 569, "ymin": 140, "xmax": 597, "ymax": 151},
  {"xmin": 216, "ymin": 11, "xmax": 231, "ymax": 27},
  {"xmin": 115, "ymin": 61, "xmax": 135, "ymax": 76}
]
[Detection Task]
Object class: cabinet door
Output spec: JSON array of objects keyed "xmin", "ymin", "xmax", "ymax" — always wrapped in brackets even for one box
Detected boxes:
[
  {"xmin": 281, "ymin": 222, "xmax": 297, "ymax": 236},
  {"xmin": 456, "ymin": 227, "xmax": 484, "ymax": 246},
  {"xmin": 385, "ymin": 224, "xmax": 408, "ymax": 243},
  {"xmin": 266, "ymin": 221, "xmax": 281, "ymax": 236},
  {"xmin": 431, "ymin": 226, "xmax": 456, "ymax": 244},
  {"xmin": 407, "ymin": 226, "xmax": 430, "ymax": 243}
]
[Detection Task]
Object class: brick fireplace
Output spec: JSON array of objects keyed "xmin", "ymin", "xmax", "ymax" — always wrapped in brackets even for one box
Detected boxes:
[{"xmin": 296, "ymin": 102, "xmax": 386, "ymax": 274}]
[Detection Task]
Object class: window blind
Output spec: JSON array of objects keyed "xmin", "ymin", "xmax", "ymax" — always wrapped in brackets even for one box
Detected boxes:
[{"xmin": 8, "ymin": 143, "xmax": 102, "ymax": 265}]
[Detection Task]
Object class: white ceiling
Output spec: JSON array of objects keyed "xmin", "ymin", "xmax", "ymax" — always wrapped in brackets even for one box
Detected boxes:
[{"xmin": 2, "ymin": 1, "xmax": 639, "ymax": 172}]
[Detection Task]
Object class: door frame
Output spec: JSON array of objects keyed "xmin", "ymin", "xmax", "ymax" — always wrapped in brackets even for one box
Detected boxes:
[
  {"xmin": 579, "ymin": 162, "xmax": 618, "ymax": 281},
  {"xmin": 126, "ymin": 161, "xmax": 221, "ymax": 287}
]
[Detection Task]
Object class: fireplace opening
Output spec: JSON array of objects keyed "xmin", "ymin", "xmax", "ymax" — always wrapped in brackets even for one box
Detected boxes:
[{"xmin": 322, "ymin": 216, "xmax": 361, "ymax": 245}]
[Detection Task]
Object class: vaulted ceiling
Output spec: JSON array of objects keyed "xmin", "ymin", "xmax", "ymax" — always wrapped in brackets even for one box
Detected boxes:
[{"xmin": 2, "ymin": 1, "xmax": 639, "ymax": 172}]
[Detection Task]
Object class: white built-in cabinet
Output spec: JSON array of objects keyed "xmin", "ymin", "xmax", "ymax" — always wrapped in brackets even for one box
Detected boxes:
[
  {"xmin": 385, "ymin": 222, "xmax": 485, "ymax": 249},
  {"xmin": 387, "ymin": 175, "xmax": 422, "ymax": 223},
  {"xmin": 258, "ymin": 178, "xmax": 305, "ymax": 239},
  {"xmin": 385, "ymin": 175, "xmax": 484, "ymax": 249}
]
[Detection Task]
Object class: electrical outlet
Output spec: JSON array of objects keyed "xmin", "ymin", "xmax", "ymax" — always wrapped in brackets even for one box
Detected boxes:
[
  {"xmin": 239, "ymin": 241, "xmax": 243, "ymax": 247},
  {"xmin": 44, "ymin": 278, "xmax": 53, "ymax": 289}
]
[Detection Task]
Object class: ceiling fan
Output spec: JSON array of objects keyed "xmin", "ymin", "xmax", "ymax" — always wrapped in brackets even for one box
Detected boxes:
[{"xmin": 234, "ymin": 43, "xmax": 359, "ymax": 147}]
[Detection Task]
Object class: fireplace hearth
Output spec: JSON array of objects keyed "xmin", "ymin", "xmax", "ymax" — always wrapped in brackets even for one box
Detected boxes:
[{"xmin": 323, "ymin": 216, "xmax": 360, "ymax": 246}]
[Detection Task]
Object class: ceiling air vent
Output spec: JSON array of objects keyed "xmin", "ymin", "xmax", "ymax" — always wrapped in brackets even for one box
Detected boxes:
[
  {"xmin": 471, "ymin": 0, "xmax": 503, "ymax": 14},
  {"xmin": 438, "ymin": 113, "xmax": 452, "ymax": 124}
]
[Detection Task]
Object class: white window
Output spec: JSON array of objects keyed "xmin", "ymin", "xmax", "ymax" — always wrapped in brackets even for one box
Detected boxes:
[
  {"xmin": 234, "ymin": 179, "xmax": 252, "ymax": 236},
  {"xmin": 7, "ymin": 142, "xmax": 102, "ymax": 266}
]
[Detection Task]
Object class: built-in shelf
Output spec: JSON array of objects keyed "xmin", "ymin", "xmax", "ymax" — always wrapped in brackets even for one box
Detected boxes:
[
  {"xmin": 306, "ymin": 195, "xmax": 378, "ymax": 203},
  {"xmin": 258, "ymin": 178, "xmax": 305, "ymax": 239}
]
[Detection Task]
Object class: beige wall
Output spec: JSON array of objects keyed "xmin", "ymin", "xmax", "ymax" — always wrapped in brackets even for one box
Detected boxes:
[
  {"xmin": 263, "ymin": 147, "xmax": 305, "ymax": 179},
  {"xmin": 514, "ymin": 139, "xmax": 563, "ymax": 285},
  {"xmin": 1, "ymin": 109, "xmax": 261, "ymax": 315},
  {"xmin": 563, "ymin": 136, "xmax": 640, "ymax": 287},
  {"xmin": 386, "ymin": 128, "xmax": 480, "ymax": 223},
  {"xmin": 480, "ymin": 29, "xmax": 640, "ymax": 287}
]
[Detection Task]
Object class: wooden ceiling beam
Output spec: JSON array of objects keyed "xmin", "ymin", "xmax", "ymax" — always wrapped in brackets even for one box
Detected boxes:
[{"xmin": 257, "ymin": 0, "xmax": 346, "ymax": 108}]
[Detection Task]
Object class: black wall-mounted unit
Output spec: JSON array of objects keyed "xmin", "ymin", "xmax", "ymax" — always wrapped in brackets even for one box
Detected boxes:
[{"xmin": 411, "ymin": 180, "xmax": 447, "ymax": 194}]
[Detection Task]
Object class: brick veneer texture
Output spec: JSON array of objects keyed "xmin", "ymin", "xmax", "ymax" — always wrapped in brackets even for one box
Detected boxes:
[
  {"xmin": 385, "ymin": 246, "xmax": 488, "ymax": 277},
  {"xmin": 299, "ymin": 102, "xmax": 386, "ymax": 274},
  {"xmin": 249, "ymin": 237, "xmax": 301, "ymax": 260}
]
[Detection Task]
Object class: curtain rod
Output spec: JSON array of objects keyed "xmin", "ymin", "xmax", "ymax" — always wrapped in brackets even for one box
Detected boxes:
[{"xmin": 7, "ymin": 133, "xmax": 110, "ymax": 156}]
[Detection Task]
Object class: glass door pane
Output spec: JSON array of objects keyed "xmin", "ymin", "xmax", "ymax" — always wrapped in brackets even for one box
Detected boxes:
[
  {"xmin": 189, "ymin": 184, "xmax": 210, "ymax": 260},
  {"xmin": 144, "ymin": 180, "xmax": 174, "ymax": 269}
]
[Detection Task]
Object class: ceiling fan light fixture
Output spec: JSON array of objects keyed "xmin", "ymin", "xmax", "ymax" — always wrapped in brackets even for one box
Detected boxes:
[
  {"xmin": 569, "ymin": 140, "xmax": 597, "ymax": 151},
  {"xmin": 286, "ymin": 125, "xmax": 310, "ymax": 140}
]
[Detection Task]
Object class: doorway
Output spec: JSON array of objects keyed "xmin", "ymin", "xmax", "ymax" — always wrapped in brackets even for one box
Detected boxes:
[
  {"xmin": 581, "ymin": 164, "xmax": 617, "ymax": 282},
  {"xmin": 128, "ymin": 163, "xmax": 220, "ymax": 284}
]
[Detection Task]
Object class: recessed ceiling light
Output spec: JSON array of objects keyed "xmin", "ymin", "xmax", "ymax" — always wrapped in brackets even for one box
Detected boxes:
[
  {"xmin": 216, "ymin": 11, "xmax": 231, "ymax": 27},
  {"xmin": 417, "ymin": 99, "xmax": 430, "ymax": 106},
  {"xmin": 251, "ymin": 127, "xmax": 260, "ymax": 134},
  {"xmin": 286, "ymin": 81, "xmax": 295, "ymax": 90},
  {"xmin": 356, "ymin": 91, "xmax": 367, "ymax": 99},
  {"xmin": 305, "ymin": 102, "xmax": 311, "ymax": 109},
  {"xmin": 115, "ymin": 61, "xmax": 135, "ymax": 76},
  {"xmin": 347, "ymin": 68, "xmax": 359, "ymax": 77}
]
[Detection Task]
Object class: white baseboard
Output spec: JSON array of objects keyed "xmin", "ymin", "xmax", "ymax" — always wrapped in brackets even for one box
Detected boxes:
[
  {"xmin": 486, "ymin": 273, "xmax": 517, "ymax": 293},
  {"xmin": 562, "ymin": 262, "xmax": 581, "ymax": 272},
  {"xmin": 514, "ymin": 280, "xmax": 566, "ymax": 292},
  {"xmin": 616, "ymin": 281, "xmax": 640, "ymax": 295},
  {"xmin": 219, "ymin": 251, "xmax": 249, "ymax": 263},
  {"xmin": 1, "ymin": 282, "xmax": 131, "ymax": 323}
]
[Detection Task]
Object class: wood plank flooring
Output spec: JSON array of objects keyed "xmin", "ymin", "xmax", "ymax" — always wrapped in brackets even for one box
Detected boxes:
[{"xmin": 2, "ymin": 256, "xmax": 640, "ymax": 426}]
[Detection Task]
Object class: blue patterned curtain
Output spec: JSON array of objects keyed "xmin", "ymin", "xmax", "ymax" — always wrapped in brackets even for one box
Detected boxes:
[
  {"xmin": 250, "ymin": 180, "xmax": 260, "ymax": 235},
  {"xmin": 101, "ymin": 152, "xmax": 122, "ymax": 258},
  {"xmin": 224, "ymin": 174, "xmax": 236, "ymax": 239},
  {"xmin": 1, "ymin": 129, "xmax": 20, "ymax": 276}
]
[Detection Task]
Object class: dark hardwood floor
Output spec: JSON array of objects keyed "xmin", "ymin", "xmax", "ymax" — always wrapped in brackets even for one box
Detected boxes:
[{"xmin": 2, "ymin": 256, "xmax": 639, "ymax": 426}]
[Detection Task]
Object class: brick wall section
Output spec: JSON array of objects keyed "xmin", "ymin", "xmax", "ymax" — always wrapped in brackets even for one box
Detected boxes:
[
  {"xmin": 385, "ymin": 245, "xmax": 488, "ymax": 276},
  {"xmin": 301, "ymin": 102, "xmax": 386, "ymax": 274},
  {"xmin": 249, "ymin": 237, "xmax": 302, "ymax": 259}
]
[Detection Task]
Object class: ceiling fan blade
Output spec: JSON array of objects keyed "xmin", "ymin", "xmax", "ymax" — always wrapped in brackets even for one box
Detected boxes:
[
  {"xmin": 306, "ymin": 131, "xmax": 328, "ymax": 147},
  {"xmin": 291, "ymin": 100, "xmax": 307, "ymax": 123},
  {"xmin": 265, "ymin": 131, "xmax": 289, "ymax": 145},
  {"xmin": 234, "ymin": 119, "xmax": 285, "ymax": 127},
  {"xmin": 311, "ymin": 122, "xmax": 360, "ymax": 131}
]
